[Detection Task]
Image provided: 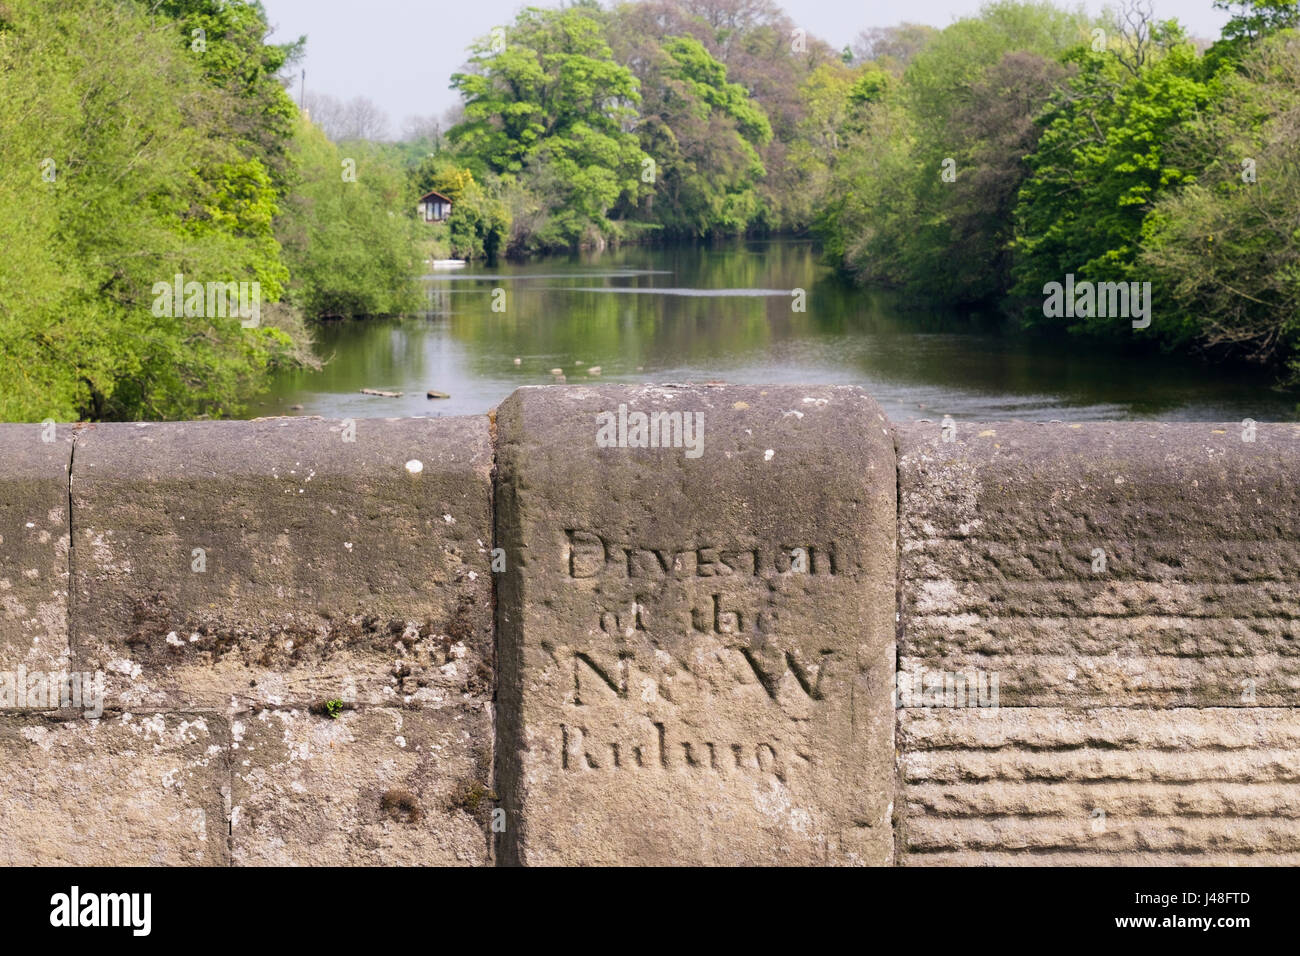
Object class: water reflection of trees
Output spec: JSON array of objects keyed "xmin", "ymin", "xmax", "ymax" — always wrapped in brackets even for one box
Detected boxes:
[{"xmin": 266, "ymin": 241, "xmax": 1296, "ymax": 422}]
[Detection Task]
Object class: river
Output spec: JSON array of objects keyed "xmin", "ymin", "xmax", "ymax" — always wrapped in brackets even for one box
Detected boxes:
[{"xmin": 260, "ymin": 239, "xmax": 1297, "ymax": 422}]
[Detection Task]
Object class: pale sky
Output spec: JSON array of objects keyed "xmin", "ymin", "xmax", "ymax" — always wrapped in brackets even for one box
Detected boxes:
[{"xmin": 262, "ymin": 0, "xmax": 1232, "ymax": 137}]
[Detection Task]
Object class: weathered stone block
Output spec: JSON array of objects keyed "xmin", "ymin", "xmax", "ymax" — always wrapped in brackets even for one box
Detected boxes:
[
  {"xmin": 899, "ymin": 707, "xmax": 1300, "ymax": 865},
  {"xmin": 70, "ymin": 418, "xmax": 493, "ymax": 712},
  {"xmin": 495, "ymin": 385, "xmax": 896, "ymax": 865},
  {"xmin": 0, "ymin": 424, "xmax": 72, "ymax": 681},
  {"xmin": 0, "ymin": 712, "xmax": 229, "ymax": 865},
  {"xmin": 897, "ymin": 421, "xmax": 1300, "ymax": 707},
  {"xmin": 231, "ymin": 703, "xmax": 491, "ymax": 865}
]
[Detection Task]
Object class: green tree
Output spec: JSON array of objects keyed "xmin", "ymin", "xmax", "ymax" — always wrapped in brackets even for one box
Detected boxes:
[
  {"xmin": 1011, "ymin": 20, "xmax": 1218, "ymax": 333},
  {"xmin": 1215, "ymin": 0, "xmax": 1300, "ymax": 47},
  {"xmin": 446, "ymin": 180, "xmax": 511, "ymax": 261},
  {"xmin": 449, "ymin": 6, "xmax": 645, "ymax": 248},
  {"xmin": 0, "ymin": 0, "xmax": 306, "ymax": 421},
  {"xmin": 276, "ymin": 120, "xmax": 423, "ymax": 318},
  {"xmin": 629, "ymin": 35, "xmax": 772, "ymax": 236},
  {"xmin": 136, "ymin": 0, "xmax": 304, "ymax": 191},
  {"xmin": 1140, "ymin": 30, "xmax": 1300, "ymax": 377},
  {"xmin": 817, "ymin": 2, "xmax": 1090, "ymax": 302},
  {"xmin": 409, "ymin": 155, "xmax": 477, "ymax": 204}
]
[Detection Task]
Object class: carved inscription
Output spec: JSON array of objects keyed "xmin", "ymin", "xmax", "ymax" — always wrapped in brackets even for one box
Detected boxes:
[
  {"xmin": 497, "ymin": 385, "xmax": 896, "ymax": 864},
  {"xmin": 566, "ymin": 529, "xmax": 844, "ymax": 579},
  {"xmin": 558, "ymin": 527, "xmax": 850, "ymax": 774},
  {"xmin": 560, "ymin": 722, "xmax": 811, "ymax": 782},
  {"xmin": 568, "ymin": 641, "xmax": 836, "ymax": 706}
]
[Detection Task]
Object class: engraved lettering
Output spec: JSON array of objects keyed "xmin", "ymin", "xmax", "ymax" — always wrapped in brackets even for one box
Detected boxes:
[
  {"xmin": 689, "ymin": 594, "xmax": 749, "ymax": 634},
  {"xmin": 562, "ymin": 530, "xmax": 845, "ymax": 579},
  {"xmin": 567, "ymin": 529, "xmax": 606, "ymax": 577},
  {"xmin": 559, "ymin": 722, "xmax": 797, "ymax": 779},
  {"xmin": 573, "ymin": 652, "xmax": 629, "ymax": 702},
  {"xmin": 739, "ymin": 648, "xmax": 832, "ymax": 700}
]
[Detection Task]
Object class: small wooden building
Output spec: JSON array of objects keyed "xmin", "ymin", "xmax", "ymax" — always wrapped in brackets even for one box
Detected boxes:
[{"xmin": 417, "ymin": 189, "xmax": 453, "ymax": 222}]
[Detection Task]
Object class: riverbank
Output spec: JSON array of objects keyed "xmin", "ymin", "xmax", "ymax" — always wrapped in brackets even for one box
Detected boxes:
[{"xmin": 263, "ymin": 241, "xmax": 1299, "ymax": 422}]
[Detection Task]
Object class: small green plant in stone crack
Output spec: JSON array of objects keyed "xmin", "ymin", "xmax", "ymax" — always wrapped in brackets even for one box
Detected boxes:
[{"xmin": 310, "ymin": 698, "xmax": 351, "ymax": 719}]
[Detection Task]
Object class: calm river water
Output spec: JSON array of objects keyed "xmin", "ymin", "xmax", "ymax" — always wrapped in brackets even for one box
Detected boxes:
[{"xmin": 260, "ymin": 239, "xmax": 1297, "ymax": 422}]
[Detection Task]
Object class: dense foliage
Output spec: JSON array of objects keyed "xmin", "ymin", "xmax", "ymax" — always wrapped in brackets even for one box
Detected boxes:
[
  {"xmin": 430, "ymin": 0, "xmax": 1300, "ymax": 382},
  {"xmin": 441, "ymin": 1, "xmax": 828, "ymax": 252},
  {"xmin": 4, "ymin": 0, "xmax": 1300, "ymax": 422},
  {"xmin": 0, "ymin": 0, "xmax": 419, "ymax": 420},
  {"xmin": 809, "ymin": 0, "xmax": 1300, "ymax": 382},
  {"xmin": 278, "ymin": 121, "xmax": 423, "ymax": 319}
]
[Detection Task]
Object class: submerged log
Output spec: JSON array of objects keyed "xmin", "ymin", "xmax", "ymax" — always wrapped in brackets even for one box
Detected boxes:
[{"xmin": 360, "ymin": 388, "xmax": 403, "ymax": 398}]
